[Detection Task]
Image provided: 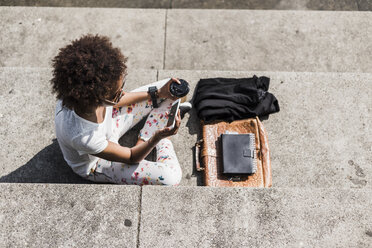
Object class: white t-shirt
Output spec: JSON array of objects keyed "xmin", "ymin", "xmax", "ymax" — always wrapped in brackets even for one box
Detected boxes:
[{"xmin": 54, "ymin": 100, "xmax": 113, "ymax": 177}]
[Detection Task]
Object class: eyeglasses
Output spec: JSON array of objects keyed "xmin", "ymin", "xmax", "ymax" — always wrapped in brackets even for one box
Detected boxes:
[{"xmin": 103, "ymin": 78, "xmax": 126, "ymax": 106}]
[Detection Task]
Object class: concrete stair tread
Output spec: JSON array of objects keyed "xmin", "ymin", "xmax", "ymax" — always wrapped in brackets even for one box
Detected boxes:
[
  {"xmin": 1, "ymin": 7, "xmax": 372, "ymax": 72},
  {"xmin": 0, "ymin": 7, "xmax": 166, "ymax": 69},
  {"xmin": 0, "ymin": 67, "xmax": 371, "ymax": 189},
  {"xmin": 2, "ymin": 5, "xmax": 372, "ymax": 248},
  {"xmin": 0, "ymin": 183, "xmax": 141, "ymax": 247},
  {"xmin": 159, "ymin": 69, "xmax": 372, "ymax": 189},
  {"xmin": 1, "ymin": 183, "xmax": 372, "ymax": 247},
  {"xmin": 1, "ymin": 0, "xmax": 369, "ymax": 11}
]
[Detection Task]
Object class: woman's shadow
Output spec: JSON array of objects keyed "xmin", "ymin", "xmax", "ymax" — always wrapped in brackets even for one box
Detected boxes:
[
  {"xmin": 0, "ymin": 116, "xmax": 203, "ymax": 185},
  {"xmin": 0, "ymin": 139, "xmax": 92, "ymax": 184},
  {"xmin": 0, "ymin": 121, "xmax": 147, "ymax": 184}
]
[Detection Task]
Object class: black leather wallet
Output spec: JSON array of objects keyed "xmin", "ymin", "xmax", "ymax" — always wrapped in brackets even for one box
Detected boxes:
[{"xmin": 221, "ymin": 133, "xmax": 257, "ymax": 175}]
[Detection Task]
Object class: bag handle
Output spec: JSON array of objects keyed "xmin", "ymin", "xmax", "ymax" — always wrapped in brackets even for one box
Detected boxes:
[{"xmin": 195, "ymin": 139, "xmax": 205, "ymax": 171}]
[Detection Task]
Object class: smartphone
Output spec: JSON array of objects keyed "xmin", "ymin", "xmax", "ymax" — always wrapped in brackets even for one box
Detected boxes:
[{"xmin": 167, "ymin": 99, "xmax": 180, "ymax": 129}]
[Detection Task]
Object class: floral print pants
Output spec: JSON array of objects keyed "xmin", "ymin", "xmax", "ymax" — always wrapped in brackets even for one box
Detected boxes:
[{"xmin": 86, "ymin": 78, "xmax": 182, "ymax": 186}]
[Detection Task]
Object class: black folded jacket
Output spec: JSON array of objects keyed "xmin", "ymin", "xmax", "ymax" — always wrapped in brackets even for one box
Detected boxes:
[{"xmin": 193, "ymin": 76, "xmax": 280, "ymax": 122}]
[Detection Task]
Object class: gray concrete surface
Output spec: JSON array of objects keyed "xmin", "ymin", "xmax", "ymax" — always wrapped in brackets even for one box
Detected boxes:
[
  {"xmin": 173, "ymin": 0, "xmax": 360, "ymax": 10},
  {"xmin": 0, "ymin": 0, "xmax": 171, "ymax": 8},
  {"xmin": 165, "ymin": 9, "xmax": 372, "ymax": 72},
  {"xmin": 357, "ymin": 0, "xmax": 372, "ymax": 10},
  {"xmin": 2, "ymin": 0, "xmax": 371, "ymax": 11},
  {"xmin": 159, "ymin": 70, "xmax": 372, "ymax": 189},
  {"xmin": 0, "ymin": 67, "xmax": 157, "ymax": 184},
  {"xmin": 0, "ymin": 183, "xmax": 141, "ymax": 248},
  {"xmin": 2, "ymin": 185, "xmax": 371, "ymax": 247},
  {"xmin": 2, "ymin": 7, "xmax": 372, "ymax": 73},
  {"xmin": 1, "ymin": 67, "xmax": 370, "ymax": 189},
  {"xmin": 140, "ymin": 186, "xmax": 372, "ymax": 248},
  {"xmin": 0, "ymin": 7, "xmax": 165, "ymax": 69},
  {"xmin": 1, "ymin": 5, "xmax": 371, "ymax": 248}
]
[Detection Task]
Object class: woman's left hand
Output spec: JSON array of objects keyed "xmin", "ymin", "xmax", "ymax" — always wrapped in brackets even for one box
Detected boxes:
[
  {"xmin": 158, "ymin": 77, "xmax": 181, "ymax": 100},
  {"xmin": 153, "ymin": 110, "xmax": 181, "ymax": 140}
]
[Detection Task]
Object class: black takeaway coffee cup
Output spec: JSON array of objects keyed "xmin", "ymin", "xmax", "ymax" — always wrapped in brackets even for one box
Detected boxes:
[{"xmin": 170, "ymin": 79, "xmax": 190, "ymax": 98}]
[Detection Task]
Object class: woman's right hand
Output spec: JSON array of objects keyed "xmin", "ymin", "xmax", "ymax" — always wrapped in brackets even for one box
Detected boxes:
[
  {"xmin": 158, "ymin": 78, "xmax": 181, "ymax": 100},
  {"xmin": 154, "ymin": 110, "xmax": 181, "ymax": 140}
]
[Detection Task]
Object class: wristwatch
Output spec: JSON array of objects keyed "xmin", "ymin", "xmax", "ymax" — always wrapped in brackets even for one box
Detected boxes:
[{"xmin": 148, "ymin": 86, "xmax": 159, "ymax": 108}]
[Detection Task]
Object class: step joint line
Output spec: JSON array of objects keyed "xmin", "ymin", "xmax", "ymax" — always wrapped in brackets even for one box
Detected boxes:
[
  {"xmin": 356, "ymin": 1, "xmax": 361, "ymax": 11},
  {"xmin": 162, "ymin": 9, "xmax": 168, "ymax": 70},
  {"xmin": 136, "ymin": 186, "xmax": 143, "ymax": 248}
]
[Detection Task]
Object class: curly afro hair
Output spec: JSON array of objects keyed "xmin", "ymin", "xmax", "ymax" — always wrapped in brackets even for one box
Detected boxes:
[{"xmin": 51, "ymin": 34, "xmax": 127, "ymax": 113}]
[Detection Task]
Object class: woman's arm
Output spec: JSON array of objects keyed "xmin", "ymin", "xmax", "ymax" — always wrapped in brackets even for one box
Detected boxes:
[
  {"xmin": 114, "ymin": 78, "xmax": 181, "ymax": 108},
  {"xmin": 114, "ymin": 91, "xmax": 150, "ymax": 108},
  {"xmin": 93, "ymin": 110, "xmax": 181, "ymax": 164},
  {"xmin": 93, "ymin": 134, "xmax": 161, "ymax": 164}
]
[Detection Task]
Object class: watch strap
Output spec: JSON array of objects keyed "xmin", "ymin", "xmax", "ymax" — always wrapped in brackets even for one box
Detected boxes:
[{"xmin": 148, "ymin": 86, "xmax": 159, "ymax": 108}]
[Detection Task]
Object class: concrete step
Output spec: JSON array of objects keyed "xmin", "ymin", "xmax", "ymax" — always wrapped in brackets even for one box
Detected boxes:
[
  {"xmin": 160, "ymin": 69, "xmax": 372, "ymax": 189},
  {"xmin": 0, "ymin": 67, "xmax": 371, "ymax": 189},
  {"xmin": 1, "ymin": 7, "xmax": 372, "ymax": 72},
  {"xmin": 139, "ymin": 186, "xmax": 372, "ymax": 248},
  {"xmin": 1, "ymin": 183, "xmax": 371, "ymax": 247},
  {"xmin": 0, "ymin": 183, "xmax": 141, "ymax": 248},
  {"xmin": 1, "ymin": 0, "xmax": 369, "ymax": 11},
  {"xmin": 0, "ymin": 7, "xmax": 166, "ymax": 70}
]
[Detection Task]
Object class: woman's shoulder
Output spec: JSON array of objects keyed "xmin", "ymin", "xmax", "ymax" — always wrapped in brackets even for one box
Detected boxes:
[{"xmin": 55, "ymin": 103, "xmax": 100, "ymax": 138}]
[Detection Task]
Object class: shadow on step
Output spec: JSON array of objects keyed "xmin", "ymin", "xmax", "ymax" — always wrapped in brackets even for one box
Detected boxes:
[
  {"xmin": 0, "ymin": 139, "xmax": 93, "ymax": 184},
  {"xmin": 0, "ymin": 127, "xmax": 144, "ymax": 184},
  {"xmin": 0, "ymin": 116, "xmax": 204, "ymax": 185}
]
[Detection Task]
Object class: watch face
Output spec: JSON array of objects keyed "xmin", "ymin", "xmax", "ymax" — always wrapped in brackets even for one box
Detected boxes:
[{"xmin": 149, "ymin": 86, "xmax": 157, "ymax": 92}]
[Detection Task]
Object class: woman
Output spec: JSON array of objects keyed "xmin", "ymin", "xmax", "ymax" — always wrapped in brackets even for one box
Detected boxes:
[{"xmin": 52, "ymin": 34, "xmax": 189, "ymax": 186}]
